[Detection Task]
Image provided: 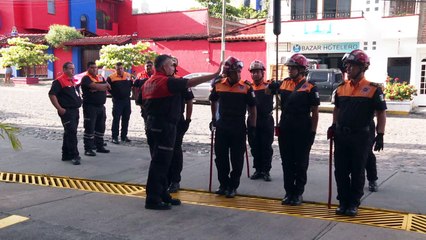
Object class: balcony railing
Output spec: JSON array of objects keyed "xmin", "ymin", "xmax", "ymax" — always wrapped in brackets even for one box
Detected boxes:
[
  {"xmin": 382, "ymin": 0, "xmax": 420, "ymax": 17},
  {"xmin": 290, "ymin": 10, "xmax": 364, "ymax": 21}
]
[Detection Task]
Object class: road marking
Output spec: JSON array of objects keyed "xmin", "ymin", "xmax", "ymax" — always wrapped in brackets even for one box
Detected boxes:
[
  {"xmin": 0, "ymin": 215, "xmax": 29, "ymax": 229},
  {"xmin": 1, "ymin": 171, "xmax": 426, "ymax": 235}
]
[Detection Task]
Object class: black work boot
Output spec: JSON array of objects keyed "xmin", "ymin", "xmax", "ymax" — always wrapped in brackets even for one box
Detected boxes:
[
  {"xmin": 111, "ymin": 138, "xmax": 119, "ymax": 144},
  {"xmin": 290, "ymin": 195, "xmax": 303, "ymax": 206},
  {"xmin": 145, "ymin": 202, "xmax": 172, "ymax": 210},
  {"xmin": 250, "ymin": 171, "xmax": 263, "ymax": 180},
  {"xmin": 215, "ymin": 187, "xmax": 228, "ymax": 195},
  {"xmin": 164, "ymin": 198, "xmax": 181, "ymax": 206},
  {"xmin": 71, "ymin": 156, "xmax": 81, "ymax": 165},
  {"xmin": 281, "ymin": 195, "xmax": 292, "ymax": 205},
  {"xmin": 345, "ymin": 205, "xmax": 358, "ymax": 216},
  {"xmin": 262, "ymin": 171, "xmax": 271, "ymax": 182},
  {"xmin": 84, "ymin": 149, "xmax": 96, "ymax": 157},
  {"xmin": 226, "ymin": 188, "xmax": 237, "ymax": 198},
  {"xmin": 96, "ymin": 147, "xmax": 110, "ymax": 153},
  {"xmin": 168, "ymin": 182, "xmax": 180, "ymax": 193},
  {"xmin": 335, "ymin": 202, "xmax": 347, "ymax": 215},
  {"xmin": 368, "ymin": 181, "xmax": 378, "ymax": 192}
]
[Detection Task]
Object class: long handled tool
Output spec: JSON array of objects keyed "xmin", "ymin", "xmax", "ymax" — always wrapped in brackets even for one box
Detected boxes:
[
  {"xmin": 328, "ymin": 137, "xmax": 333, "ymax": 209},
  {"xmin": 209, "ymin": 128, "xmax": 215, "ymax": 192},
  {"xmin": 273, "ymin": 0, "xmax": 281, "ymax": 137},
  {"xmin": 245, "ymin": 143, "xmax": 250, "ymax": 178}
]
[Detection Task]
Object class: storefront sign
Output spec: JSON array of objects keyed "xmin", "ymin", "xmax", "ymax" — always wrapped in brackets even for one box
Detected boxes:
[{"xmin": 292, "ymin": 42, "xmax": 360, "ymax": 53}]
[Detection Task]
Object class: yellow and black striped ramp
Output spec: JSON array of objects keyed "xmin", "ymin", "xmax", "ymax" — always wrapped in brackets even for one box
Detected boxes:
[{"xmin": 1, "ymin": 171, "xmax": 425, "ymax": 235}]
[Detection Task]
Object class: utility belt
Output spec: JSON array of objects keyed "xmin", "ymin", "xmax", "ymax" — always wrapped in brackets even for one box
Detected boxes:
[{"xmin": 336, "ymin": 125, "xmax": 370, "ymax": 135}]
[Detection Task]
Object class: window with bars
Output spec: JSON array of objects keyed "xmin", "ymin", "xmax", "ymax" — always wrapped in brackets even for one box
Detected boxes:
[
  {"xmin": 291, "ymin": 0, "xmax": 318, "ymax": 20},
  {"xmin": 389, "ymin": 0, "xmax": 416, "ymax": 16},
  {"xmin": 420, "ymin": 60, "xmax": 426, "ymax": 95},
  {"xmin": 323, "ymin": 0, "xmax": 351, "ymax": 19}
]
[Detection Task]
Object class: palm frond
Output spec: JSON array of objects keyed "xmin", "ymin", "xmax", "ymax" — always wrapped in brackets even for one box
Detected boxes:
[{"xmin": 0, "ymin": 122, "xmax": 22, "ymax": 151}]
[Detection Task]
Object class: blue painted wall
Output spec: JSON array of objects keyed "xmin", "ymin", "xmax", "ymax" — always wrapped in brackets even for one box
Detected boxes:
[
  {"xmin": 69, "ymin": 0, "xmax": 96, "ymax": 73},
  {"xmin": 47, "ymin": 47, "xmax": 54, "ymax": 78},
  {"xmin": 69, "ymin": 0, "xmax": 96, "ymax": 32}
]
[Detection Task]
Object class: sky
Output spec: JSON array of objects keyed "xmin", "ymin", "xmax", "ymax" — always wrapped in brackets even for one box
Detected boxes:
[{"xmin": 132, "ymin": 0, "xmax": 203, "ymax": 13}]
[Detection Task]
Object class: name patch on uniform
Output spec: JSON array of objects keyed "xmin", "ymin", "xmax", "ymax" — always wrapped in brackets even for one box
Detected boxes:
[
  {"xmin": 251, "ymin": 91, "xmax": 255, "ymax": 98},
  {"xmin": 315, "ymin": 92, "xmax": 320, "ymax": 98},
  {"xmin": 379, "ymin": 94, "xmax": 384, "ymax": 101}
]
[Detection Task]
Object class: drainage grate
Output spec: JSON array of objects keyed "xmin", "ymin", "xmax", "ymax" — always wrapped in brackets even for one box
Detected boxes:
[
  {"xmin": 1, "ymin": 171, "xmax": 425, "ymax": 235},
  {"xmin": 0, "ymin": 172, "xmax": 145, "ymax": 196}
]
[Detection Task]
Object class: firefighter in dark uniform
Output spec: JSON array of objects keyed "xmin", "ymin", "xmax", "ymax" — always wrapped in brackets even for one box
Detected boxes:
[
  {"xmin": 327, "ymin": 49, "xmax": 386, "ymax": 216},
  {"xmin": 142, "ymin": 54, "xmax": 221, "ymax": 210},
  {"xmin": 48, "ymin": 62, "xmax": 82, "ymax": 165},
  {"xmin": 247, "ymin": 60, "xmax": 274, "ymax": 182},
  {"xmin": 209, "ymin": 56, "xmax": 257, "ymax": 198},
  {"xmin": 133, "ymin": 60, "xmax": 154, "ymax": 120},
  {"xmin": 81, "ymin": 61, "xmax": 111, "ymax": 157},
  {"xmin": 167, "ymin": 57, "xmax": 194, "ymax": 193},
  {"xmin": 107, "ymin": 62, "xmax": 133, "ymax": 144},
  {"xmin": 272, "ymin": 54, "xmax": 320, "ymax": 206}
]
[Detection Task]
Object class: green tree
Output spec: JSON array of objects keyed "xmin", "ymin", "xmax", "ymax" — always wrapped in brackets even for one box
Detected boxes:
[
  {"xmin": 195, "ymin": 0, "xmax": 268, "ymax": 19},
  {"xmin": 0, "ymin": 37, "xmax": 56, "ymax": 77},
  {"xmin": 0, "ymin": 123, "xmax": 22, "ymax": 151},
  {"xmin": 96, "ymin": 41, "xmax": 158, "ymax": 70},
  {"xmin": 45, "ymin": 24, "xmax": 84, "ymax": 48}
]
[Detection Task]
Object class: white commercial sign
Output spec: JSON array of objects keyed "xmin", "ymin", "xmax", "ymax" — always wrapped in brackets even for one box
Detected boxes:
[{"xmin": 292, "ymin": 42, "xmax": 360, "ymax": 54}]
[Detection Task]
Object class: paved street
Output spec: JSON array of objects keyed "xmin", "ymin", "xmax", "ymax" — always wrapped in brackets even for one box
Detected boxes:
[{"xmin": 0, "ymin": 82, "xmax": 426, "ymax": 239}]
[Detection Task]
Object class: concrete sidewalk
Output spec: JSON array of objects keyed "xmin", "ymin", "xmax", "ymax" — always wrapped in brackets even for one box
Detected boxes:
[{"xmin": 0, "ymin": 134, "xmax": 425, "ymax": 239}]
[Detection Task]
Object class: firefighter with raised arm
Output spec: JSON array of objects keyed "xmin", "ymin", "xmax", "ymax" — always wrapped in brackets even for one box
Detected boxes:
[
  {"xmin": 141, "ymin": 54, "xmax": 221, "ymax": 210},
  {"xmin": 327, "ymin": 49, "xmax": 386, "ymax": 216},
  {"xmin": 247, "ymin": 60, "xmax": 274, "ymax": 182},
  {"xmin": 209, "ymin": 56, "xmax": 257, "ymax": 198},
  {"xmin": 270, "ymin": 53, "xmax": 320, "ymax": 206}
]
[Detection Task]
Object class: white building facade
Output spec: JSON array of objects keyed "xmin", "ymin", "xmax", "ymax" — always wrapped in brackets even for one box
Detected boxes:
[{"xmin": 265, "ymin": 0, "xmax": 426, "ymax": 106}]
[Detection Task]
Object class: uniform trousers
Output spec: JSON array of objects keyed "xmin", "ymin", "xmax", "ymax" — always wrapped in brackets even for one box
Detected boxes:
[
  {"xmin": 278, "ymin": 114, "xmax": 312, "ymax": 196},
  {"xmin": 334, "ymin": 129, "xmax": 370, "ymax": 207},
  {"xmin": 60, "ymin": 108, "xmax": 80, "ymax": 158},
  {"xmin": 214, "ymin": 124, "xmax": 246, "ymax": 190},
  {"xmin": 167, "ymin": 119, "xmax": 188, "ymax": 184},
  {"xmin": 111, "ymin": 98, "xmax": 131, "ymax": 140},
  {"xmin": 249, "ymin": 115, "xmax": 274, "ymax": 173},
  {"xmin": 145, "ymin": 116, "xmax": 177, "ymax": 204},
  {"xmin": 83, "ymin": 104, "xmax": 106, "ymax": 150}
]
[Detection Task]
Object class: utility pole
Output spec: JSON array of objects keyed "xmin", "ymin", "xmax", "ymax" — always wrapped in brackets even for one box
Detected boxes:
[{"xmin": 221, "ymin": 0, "xmax": 226, "ymax": 61}]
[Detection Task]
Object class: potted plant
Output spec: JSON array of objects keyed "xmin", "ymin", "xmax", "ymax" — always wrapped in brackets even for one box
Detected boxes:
[
  {"xmin": 383, "ymin": 76, "xmax": 417, "ymax": 114},
  {"xmin": 0, "ymin": 37, "xmax": 56, "ymax": 84}
]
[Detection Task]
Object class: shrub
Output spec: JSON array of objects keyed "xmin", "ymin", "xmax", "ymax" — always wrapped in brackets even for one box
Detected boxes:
[{"xmin": 384, "ymin": 76, "xmax": 417, "ymax": 101}]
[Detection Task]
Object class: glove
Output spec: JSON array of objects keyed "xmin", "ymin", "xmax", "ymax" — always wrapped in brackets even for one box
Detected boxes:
[
  {"xmin": 181, "ymin": 119, "xmax": 191, "ymax": 133},
  {"xmin": 268, "ymin": 81, "xmax": 280, "ymax": 94},
  {"xmin": 373, "ymin": 133, "xmax": 384, "ymax": 152},
  {"xmin": 309, "ymin": 131, "xmax": 316, "ymax": 145},
  {"xmin": 327, "ymin": 123, "xmax": 336, "ymax": 140},
  {"xmin": 209, "ymin": 119, "xmax": 216, "ymax": 131},
  {"xmin": 247, "ymin": 126, "xmax": 256, "ymax": 146}
]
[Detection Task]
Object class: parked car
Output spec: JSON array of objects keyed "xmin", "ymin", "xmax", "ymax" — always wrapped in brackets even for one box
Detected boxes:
[
  {"xmin": 306, "ymin": 69, "xmax": 343, "ymax": 102},
  {"xmin": 183, "ymin": 72, "xmax": 214, "ymax": 103}
]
